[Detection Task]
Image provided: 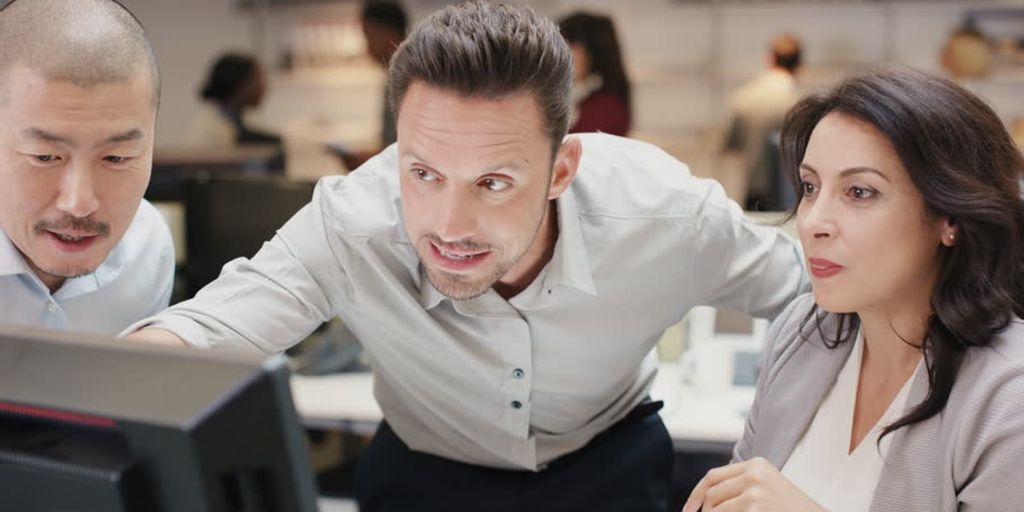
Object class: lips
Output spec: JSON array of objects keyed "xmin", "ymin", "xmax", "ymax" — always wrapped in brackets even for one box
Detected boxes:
[
  {"xmin": 429, "ymin": 241, "xmax": 491, "ymax": 272},
  {"xmin": 45, "ymin": 230, "xmax": 100, "ymax": 253},
  {"xmin": 808, "ymin": 257, "xmax": 844, "ymax": 278}
]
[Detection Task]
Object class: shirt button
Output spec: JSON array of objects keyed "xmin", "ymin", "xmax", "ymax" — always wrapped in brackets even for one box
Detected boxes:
[
  {"xmin": 512, "ymin": 369, "xmax": 525, "ymax": 379},
  {"xmin": 47, "ymin": 301, "xmax": 58, "ymax": 312},
  {"xmin": 511, "ymin": 400, "xmax": 523, "ymax": 410}
]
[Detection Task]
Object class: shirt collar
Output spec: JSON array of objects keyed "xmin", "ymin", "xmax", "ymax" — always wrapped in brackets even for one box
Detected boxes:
[
  {"xmin": 543, "ymin": 185, "xmax": 597, "ymax": 297},
  {"xmin": 0, "ymin": 226, "xmax": 126, "ymax": 299},
  {"xmin": 0, "ymin": 229, "xmax": 37, "ymax": 278},
  {"xmin": 417, "ymin": 185, "xmax": 597, "ymax": 311},
  {"xmin": 418, "ymin": 268, "xmax": 446, "ymax": 310},
  {"xmin": 55, "ymin": 239, "xmax": 124, "ymax": 300}
]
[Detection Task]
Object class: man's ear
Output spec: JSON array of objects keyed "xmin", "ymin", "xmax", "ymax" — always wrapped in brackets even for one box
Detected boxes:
[{"xmin": 548, "ymin": 136, "xmax": 582, "ymax": 200}]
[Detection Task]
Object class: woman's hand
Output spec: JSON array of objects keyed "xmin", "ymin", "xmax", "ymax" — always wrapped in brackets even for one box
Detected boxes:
[{"xmin": 681, "ymin": 457, "xmax": 826, "ymax": 512}]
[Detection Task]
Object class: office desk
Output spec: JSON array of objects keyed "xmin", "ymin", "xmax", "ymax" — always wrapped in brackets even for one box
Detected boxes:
[
  {"xmin": 290, "ymin": 362, "xmax": 747, "ymax": 453},
  {"xmin": 293, "ymin": 363, "xmax": 744, "ymax": 509},
  {"xmin": 291, "ymin": 371, "xmax": 381, "ymax": 436}
]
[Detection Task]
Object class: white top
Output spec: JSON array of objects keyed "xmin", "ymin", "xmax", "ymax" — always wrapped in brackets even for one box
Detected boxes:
[
  {"xmin": 129, "ymin": 133, "xmax": 807, "ymax": 470},
  {"xmin": 0, "ymin": 200, "xmax": 175, "ymax": 335},
  {"xmin": 184, "ymin": 102, "xmax": 235, "ymax": 149},
  {"xmin": 782, "ymin": 329, "xmax": 920, "ymax": 512}
]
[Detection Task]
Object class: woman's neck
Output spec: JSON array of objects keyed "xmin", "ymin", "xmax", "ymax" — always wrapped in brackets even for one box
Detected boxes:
[{"xmin": 857, "ymin": 296, "xmax": 930, "ymax": 377}]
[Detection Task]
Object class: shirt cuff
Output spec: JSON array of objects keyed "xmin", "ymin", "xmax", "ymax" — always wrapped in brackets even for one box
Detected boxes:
[{"xmin": 119, "ymin": 315, "xmax": 212, "ymax": 349}]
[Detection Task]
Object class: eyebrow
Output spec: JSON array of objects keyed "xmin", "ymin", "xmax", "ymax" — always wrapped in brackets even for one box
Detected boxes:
[
  {"xmin": 19, "ymin": 128, "xmax": 145, "ymax": 149},
  {"xmin": 98, "ymin": 129, "xmax": 144, "ymax": 147},
  {"xmin": 401, "ymin": 150, "xmax": 432, "ymax": 167},
  {"xmin": 401, "ymin": 150, "xmax": 522, "ymax": 175},
  {"xmin": 21, "ymin": 128, "xmax": 74, "ymax": 148},
  {"xmin": 800, "ymin": 163, "xmax": 891, "ymax": 183},
  {"xmin": 482, "ymin": 161, "xmax": 522, "ymax": 174}
]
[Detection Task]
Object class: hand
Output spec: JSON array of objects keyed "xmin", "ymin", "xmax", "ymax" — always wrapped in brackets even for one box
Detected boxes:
[{"xmin": 681, "ymin": 457, "xmax": 825, "ymax": 512}]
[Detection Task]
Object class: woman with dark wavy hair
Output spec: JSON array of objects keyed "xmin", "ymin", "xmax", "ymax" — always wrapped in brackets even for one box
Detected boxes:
[{"xmin": 684, "ymin": 67, "xmax": 1024, "ymax": 512}]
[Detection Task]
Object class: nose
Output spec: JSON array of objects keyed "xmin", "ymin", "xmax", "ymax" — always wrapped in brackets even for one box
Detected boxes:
[
  {"xmin": 798, "ymin": 192, "xmax": 838, "ymax": 242},
  {"xmin": 432, "ymin": 187, "xmax": 477, "ymax": 243},
  {"xmin": 55, "ymin": 162, "xmax": 100, "ymax": 219}
]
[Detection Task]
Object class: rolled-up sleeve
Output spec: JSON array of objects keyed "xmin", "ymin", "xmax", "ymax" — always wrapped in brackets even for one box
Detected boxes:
[{"xmin": 123, "ymin": 185, "xmax": 342, "ymax": 354}]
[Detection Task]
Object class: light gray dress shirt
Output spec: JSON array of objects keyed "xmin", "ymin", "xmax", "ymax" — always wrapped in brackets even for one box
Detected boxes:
[
  {"xmin": 0, "ymin": 199, "xmax": 175, "ymax": 335},
  {"xmin": 131, "ymin": 133, "xmax": 807, "ymax": 470}
]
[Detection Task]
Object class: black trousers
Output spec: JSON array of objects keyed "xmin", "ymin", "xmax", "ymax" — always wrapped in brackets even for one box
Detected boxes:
[{"xmin": 355, "ymin": 402, "xmax": 673, "ymax": 512}]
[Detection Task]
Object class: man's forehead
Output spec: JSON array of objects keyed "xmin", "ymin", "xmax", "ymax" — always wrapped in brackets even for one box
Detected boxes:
[
  {"xmin": 400, "ymin": 82, "xmax": 543, "ymax": 124},
  {"xmin": 399, "ymin": 89, "xmax": 545, "ymax": 154},
  {"xmin": 5, "ymin": 63, "xmax": 156, "ymax": 109}
]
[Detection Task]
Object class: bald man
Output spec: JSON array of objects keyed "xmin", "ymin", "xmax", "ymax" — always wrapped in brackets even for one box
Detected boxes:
[{"xmin": 0, "ymin": 0, "xmax": 174, "ymax": 334}]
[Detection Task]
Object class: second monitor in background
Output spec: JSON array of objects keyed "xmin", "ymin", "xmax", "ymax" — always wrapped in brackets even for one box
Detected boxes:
[{"xmin": 183, "ymin": 174, "xmax": 316, "ymax": 298}]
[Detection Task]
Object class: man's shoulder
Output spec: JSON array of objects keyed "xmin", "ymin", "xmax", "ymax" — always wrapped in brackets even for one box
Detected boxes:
[
  {"xmin": 571, "ymin": 133, "xmax": 730, "ymax": 222},
  {"xmin": 309, "ymin": 147, "xmax": 407, "ymax": 243},
  {"xmin": 125, "ymin": 199, "xmax": 173, "ymax": 253},
  {"xmin": 114, "ymin": 199, "xmax": 175, "ymax": 276},
  {"xmin": 730, "ymin": 70, "xmax": 798, "ymax": 114}
]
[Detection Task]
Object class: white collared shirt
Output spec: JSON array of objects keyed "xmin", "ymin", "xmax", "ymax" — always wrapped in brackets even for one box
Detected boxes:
[
  {"xmin": 782, "ymin": 330, "xmax": 921, "ymax": 512},
  {"xmin": 130, "ymin": 133, "xmax": 807, "ymax": 470},
  {"xmin": 0, "ymin": 200, "xmax": 175, "ymax": 335}
]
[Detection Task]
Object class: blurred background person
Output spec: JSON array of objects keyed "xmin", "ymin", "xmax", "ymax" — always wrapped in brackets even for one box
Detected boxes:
[
  {"xmin": 336, "ymin": 0, "xmax": 408, "ymax": 171},
  {"xmin": 720, "ymin": 33, "xmax": 802, "ymax": 211},
  {"xmin": 559, "ymin": 12, "xmax": 632, "ymax": 137},
  {"xmin": 940, "ymin": 21, "xmax": 993, "ymax": 80},
  {"xmin": 187, "ymin": 53, "xmax": 283, "ymax": 154}
]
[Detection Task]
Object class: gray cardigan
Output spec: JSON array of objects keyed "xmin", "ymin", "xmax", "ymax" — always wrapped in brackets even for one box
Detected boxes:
[{"xmin": 733, "ymin": 293, "xmax": 1024, "ymax": 511}]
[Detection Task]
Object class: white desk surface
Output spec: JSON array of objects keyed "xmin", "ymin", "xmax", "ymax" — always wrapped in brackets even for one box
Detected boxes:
[
  {"xmin": 318, "ymin": 497, "xmax": 358, "ymax": 512},
  {"xmin": 291, "ymin": 362, "xmax": 747, "ymax": 450}
]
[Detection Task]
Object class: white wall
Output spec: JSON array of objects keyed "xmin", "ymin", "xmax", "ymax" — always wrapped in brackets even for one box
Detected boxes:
[
  {"xmin": 123, "ymin": 0, "xmax": 255, "ymax": 148},
  {"xmin": 125, "ymin": 0, "xmax": 1024, "ymax": 161}
]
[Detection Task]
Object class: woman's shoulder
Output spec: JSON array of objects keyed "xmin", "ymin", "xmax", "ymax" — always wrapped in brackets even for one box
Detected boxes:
[
  {"xmin": 944, "ymin": 318, "xmax": 1024, "ymax": 491},
  {"xmin": 958, "ymin": 318, "xmax": 1024, "ymax": 386}
]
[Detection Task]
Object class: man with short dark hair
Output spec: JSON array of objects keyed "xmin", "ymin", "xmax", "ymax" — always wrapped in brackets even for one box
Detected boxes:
[
  {"xmin": 0, "ymin": 0, "xmax": 174, "ymax": 334},
  {"xmin": 721, "ymin": 33, "xmax": 804, "ymax": 211},
  {"xmin": 130, "ymin": 2, "xmax": 806, "ymax": 510},
  {"xmin": 337, "ymin": 0, "xmax": 409, "ymax": 170}
]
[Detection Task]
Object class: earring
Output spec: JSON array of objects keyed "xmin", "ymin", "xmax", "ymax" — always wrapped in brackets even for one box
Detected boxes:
[{"xmin": 947, "ymin": 233, "xmax": 956, "ymax": 244}]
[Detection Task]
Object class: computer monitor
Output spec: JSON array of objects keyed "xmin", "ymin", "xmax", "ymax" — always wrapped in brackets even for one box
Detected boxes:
[{"xmin": 0, "ymin": 326, "xmax": 319, "ymax": 512}]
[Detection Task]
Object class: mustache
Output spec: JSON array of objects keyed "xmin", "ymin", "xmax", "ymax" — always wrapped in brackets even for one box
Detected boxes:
[
  {"xmin": 422, "ymin": 234, "xmax": 492, "ymax": 252},
  {"xmin": 34, "ymin": 216, "xmax": 110, "ymax": 237}
]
